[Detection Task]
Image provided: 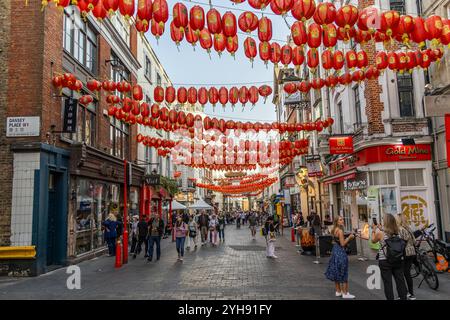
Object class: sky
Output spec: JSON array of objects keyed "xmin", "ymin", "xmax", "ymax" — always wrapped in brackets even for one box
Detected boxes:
[{"xmin": 144, "ymin": 0, "xmax": 299, "ymax": 123}]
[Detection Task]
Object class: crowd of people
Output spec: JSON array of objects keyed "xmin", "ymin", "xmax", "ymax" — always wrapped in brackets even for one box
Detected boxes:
[{"xmin": 103, "ymin": 208, "xmax": 422, "ymax": 300}]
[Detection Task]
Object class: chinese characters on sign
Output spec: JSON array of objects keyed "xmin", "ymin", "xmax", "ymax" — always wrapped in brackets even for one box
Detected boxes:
[
  {"xmin": 329, "ymin": 136, "xmax": 354, "ymax": 154},
  {"xmin": 63, "ymin": 98, "xmax": 78, "ymax": 133},
  {"xmin": 401, "ymin": 194, "xmax": 429, "ymax": 229},
  {"xmin": 6, "ymin": 117, "xmax": 40, "ymax": 137}
]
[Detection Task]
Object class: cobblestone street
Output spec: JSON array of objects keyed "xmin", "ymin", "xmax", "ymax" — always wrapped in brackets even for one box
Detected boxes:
[{"xmin": 1, "ymin": 226, "xmax": 449, "ymax": 300}]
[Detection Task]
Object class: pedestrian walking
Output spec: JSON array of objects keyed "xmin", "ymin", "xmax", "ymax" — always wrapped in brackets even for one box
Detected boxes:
[
  {"xmin": 218, "ymin": 213, "xmax": 226, "ymax": 242},
  {"xmin": 324, "ymin": 216, "xmax": 356, "ymax": 299},
  {"xmin": 187, "ymin": 215, "xmax": 198, "ymax": 250},
  {"xmin": 147, "ymin": 213, "xmax": 164, "ymax": 262},
  {"xmin": 264, "ymin": 216, "xmax": 277, "ymax": 259},
  {"xmin": 236, "ymin": 212, "xmax": 241, "ymax": 229},
  {"xmin": 396, "ymin": 213, "xmax": 417, "ymax": 300},
  {"xmin": 248, "ymin": 212, "xmax": 257, "ymax": 240},
  {"xmin": 371, "ymin": 214, "xmax": 408, "ymax": 300},
  {"xmin": 103, "ymin": 213, "xmax": 119, "ymax": 256},
  {"xmin": 175, "ymin": 215, "xmax": 188, "ymax": 261},
  {"xmin": 198, "ymin": 210, "xmax": 210, "ymax": 245},
  {"xmin": 130, "ymin": 215, "xmax": 139, "ymax": 254},
  {"xmin": 209, "ymin": 214, "xmax": 219, "ymax": 246},
  {"xmin": 311, "ymin": 211, "xmax": 323, "ymax": 236},
  {"xmin": 133, "ymin": 216, "xmax": 148, "ymax": 259}
]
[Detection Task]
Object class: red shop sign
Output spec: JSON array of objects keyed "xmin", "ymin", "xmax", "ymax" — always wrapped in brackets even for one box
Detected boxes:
[
  {"xmin": 330, "ymin": 144, "xmax": 432, "ymax": 175},
  {"xmin": 329, "ymin": 136, "xmax": 354, "ymax": 154}
]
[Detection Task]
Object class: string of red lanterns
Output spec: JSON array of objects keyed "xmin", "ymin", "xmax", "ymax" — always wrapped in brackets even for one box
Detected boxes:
[{"xmin": 195, "ymin": 177, "xmax": 278, "ymax": 194}]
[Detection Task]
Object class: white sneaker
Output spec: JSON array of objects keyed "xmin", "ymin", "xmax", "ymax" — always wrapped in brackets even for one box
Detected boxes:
[
  {"xmin": 336, "ymin": 292, "xmax": 342, "ymax": 297},
  {"xmin": 272, "ymin": 255, "xmax": 278, "ymax": 259},
  {"xmin": 342, "ymin": 293, "xmax": 355, "ymax": 299}
]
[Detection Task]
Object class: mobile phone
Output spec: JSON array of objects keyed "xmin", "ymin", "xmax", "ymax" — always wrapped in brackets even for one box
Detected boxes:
[{"xmin": 372, "ymin": 217, "xmax": 378, "ymax": 226}]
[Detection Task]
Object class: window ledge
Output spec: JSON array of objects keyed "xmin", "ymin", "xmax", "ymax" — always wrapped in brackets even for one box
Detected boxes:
[{"xmin": 385, "ymin": 117, "xmax": 427, "ymax": 124}]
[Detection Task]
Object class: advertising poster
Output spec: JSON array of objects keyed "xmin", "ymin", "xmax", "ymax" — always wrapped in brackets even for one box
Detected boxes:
[{"xmin": 367, "ymin": 186, "xmax": 379, "ymax": 221}]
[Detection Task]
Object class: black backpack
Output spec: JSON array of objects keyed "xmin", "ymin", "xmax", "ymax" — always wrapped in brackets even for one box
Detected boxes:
[{"xmin": 383, "ymin": 234, "xmax": 406, "ymax": 264}]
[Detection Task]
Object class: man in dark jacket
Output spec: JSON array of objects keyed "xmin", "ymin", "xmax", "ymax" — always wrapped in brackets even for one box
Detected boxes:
[
  {"xmin": 198, "ymin": 211, "xmax": 210, "ymax": 245},
  {"xmin": 133, "ymin": 216, "xmax": 149, "ymax": 259},
  {"xmin": 147, "ymin": 213, "xmax": 164, "ymax": 262}
]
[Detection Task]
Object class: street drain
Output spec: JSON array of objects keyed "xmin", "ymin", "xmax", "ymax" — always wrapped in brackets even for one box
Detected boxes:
[{"xmin": 229, "ymin": 245, "xmax": 283, "ymax": 251}]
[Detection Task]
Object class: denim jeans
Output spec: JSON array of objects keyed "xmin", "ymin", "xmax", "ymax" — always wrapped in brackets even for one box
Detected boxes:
[
  {"xmin": 148, "ymin": 236, "xmax": 161, "ymax": 259},
  {"xmin": 218, "ymin": 228, "xmax": 225, "ymax": 240},
  {"xmin": 176, "ymin": 237, "xmax": 186, "ymax": 257},
  {"xmin": 106, "ymin": 237, "xmax": 116, "ymax": 256}
]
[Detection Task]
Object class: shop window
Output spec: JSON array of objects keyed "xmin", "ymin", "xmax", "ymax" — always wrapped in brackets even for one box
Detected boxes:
[
  {"xmin": 63, "ymin": 8, "xmax": 98, "ymax": 74},
  {"xmin": 400, "ymin": 169, "xmax": 424, "ymax": 187},
  {"xmin": 369, "ymin": 170, "xmax": 395, "ymax": 185},
  {"xmin": 380, "ymin": 187, "xmax": 398, "ymax": 216},
  {"xmin": 390, "ymin": 0, "xmax": 406, "ymax": 14}
]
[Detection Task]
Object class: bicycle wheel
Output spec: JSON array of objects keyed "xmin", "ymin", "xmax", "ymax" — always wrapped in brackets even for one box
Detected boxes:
[{"xmin": 421, "ymin": 258, "xmax": 440, "ymax": 290}]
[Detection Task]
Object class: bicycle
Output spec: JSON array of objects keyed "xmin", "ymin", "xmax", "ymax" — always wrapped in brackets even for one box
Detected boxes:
[
  {"xmin": 414, "ymin": 223, "xmax": 450, "ymax": 271},
  {"xmin": 411, "ymin": 224, "xmax": 440, "ymax": 290}
]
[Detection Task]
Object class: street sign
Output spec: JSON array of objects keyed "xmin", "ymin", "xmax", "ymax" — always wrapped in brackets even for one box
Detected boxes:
[
  {"xmin": 63, "ymin": 98, "xmax": 78, "ymax": 133},
  {"xmin": 6, "ymin": 116, "xmax": 40, "ymax": 137},
  {"xmin": 424, "ymin": 95, "xmax": 450, "ymax": 117},
  {"xmin": 329, "ymin": 136, "xmax": 354, "ymax": 154}
]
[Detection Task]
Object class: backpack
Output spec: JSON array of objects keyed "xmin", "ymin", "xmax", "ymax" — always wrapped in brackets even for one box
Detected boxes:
[{"xmin": 383, "ymin": 234, "xmax": 406, "ymax": 264}]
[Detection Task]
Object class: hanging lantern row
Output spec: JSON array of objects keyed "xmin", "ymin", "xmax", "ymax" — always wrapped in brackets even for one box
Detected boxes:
[
  {"xmin": 195, "ymin": 177, "xmax": 278, "ymax": 194},
  {"xmin": 42, "ymin": 1, "xmax": 450, "ymax": 58},
  {"xmin": 153, "ymin": 85, "xmax": 273, "ymax": 109},
  {"xmin": 214, "ymin": 172, "xmax": 267, "ymax": 182}
]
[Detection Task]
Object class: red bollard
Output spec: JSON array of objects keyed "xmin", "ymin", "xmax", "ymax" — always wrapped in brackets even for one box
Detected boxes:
[
  {"xmin": 122, "ymin": 230, "xmax": 128, "ymax": 264},
  {"xmin": 115, "ymin": 240, "xmax": 122, "ymax": 268},
  {"xmin": 291, "ymin": 228, "xmax": 295, "ymax": 242}
]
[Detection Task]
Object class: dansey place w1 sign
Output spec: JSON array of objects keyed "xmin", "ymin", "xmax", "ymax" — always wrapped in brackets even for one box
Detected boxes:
[{"xmin": 6, "ymin": 117, "xmax": 40, "ymax": 137}]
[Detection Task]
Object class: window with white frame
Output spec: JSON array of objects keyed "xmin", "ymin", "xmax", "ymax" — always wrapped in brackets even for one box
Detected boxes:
[
  {"xmin": 111, "ymin": 14, "xmax": 130, "ymax": 45},
  {"xmin": 353, "ymin": 86, "xmax": 362, "ymax": 128},
  {"xmin": 400, "ymin": 169, "xmax": 425, "ymax": 187},
  {"xmin": 369, "ymin": 170, "xmax": 395, "ymax": 185},
  {"xmin": 145, "ymin": 56, "xmax": 152, "ymax": 82}
]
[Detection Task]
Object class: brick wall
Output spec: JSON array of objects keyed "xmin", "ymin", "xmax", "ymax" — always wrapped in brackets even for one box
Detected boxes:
[
  {"xmin": 0, "ymin": 0, "xmax": 11, "ymax": 246},
  {"xmin": 392, "ymin": 123, "xmax": 428, "ymax": 133},
  {"xmin": 358, "ymin": 0, "xmax": 385, "ymax": 136}
]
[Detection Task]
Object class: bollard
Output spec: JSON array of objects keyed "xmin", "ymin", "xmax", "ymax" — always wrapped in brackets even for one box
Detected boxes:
[
  {"xmin": 291, "ymin": 227, "xmax": 295, "ymax": 242},
  {"xmin": 115, "ymin": 240, "xmax": 122, "ymax": 268},
  {"xmin": 123, "ymin": 230, "xmax": 128, "ymax": 264}
]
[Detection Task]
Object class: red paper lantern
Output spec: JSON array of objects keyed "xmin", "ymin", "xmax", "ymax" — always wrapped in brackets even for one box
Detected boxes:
[
  {"xmin": 170, "ymin": 21, "xmax": 184, "ymax": 45},
  {"xmin": 177, "ymin": 87, "xmax": 188, "ymax": 104},
  {"xmin": 173, "ymin": 2, "xmax": 188, "ymax": 32},
  {"xmin": 397, "ymin": 52, "xmax": 408, "ymax": 72},
  {"xmin": 258, "ymin": 17, "xmax": 273, "ymax": 42},
  {"xmin": 307, "ymin": 48, "xmax": 320, "ymax": 70},
  {"xmin": 291, "ymin": 21, "xmax": 307, "ymax": 47},
  {"xmin": 345, "ymin": 50, "xmax": 357, "ymax": 70},
  {"xmin": 177, "ymin": 111, "xmax": 186, "ymax": 125},
  {"xmin": 258, "ymin": 85, "xmax": 272, "ymax": 102},
  {"xmin": 226, "ymin": 35, "xmax": 239, "ymax": 56},
  {"xmin": 321, "ymin": 49, "xmax": 334, "ymax": 70},
  {"xmin": 102, "ymin": 80, "xmax": 116, "ymax": 92},
  {"xmin": 137, "ymin": 0, "xmax": 152, "ymax": 26},
  {"xmin": 365, "ymin": 66, "xmax": 380, "ymax": 80},
  {"xmin": 92, "ymin": 0, "xmax": 107, "ymax": 21},
  {"xmin": 131, "ymin": 100, "xmax": 141, "ymax": 116},
  {"xmin": 238, "ymin": 86, "xmax": 249, "ymax": 106},
  {"xmin": 185, "ymin": 25, "xmax": 199, "ymax": 47},
  {"xmin": 103, "ymin": 0, "xmax": 119, "ymax": 16},
  {"xmin": 214, "ymin": 33, "xmax": 227, "ymax": 56},
  {"xmin": 79, "ymin": 95, "xmax": 94, "ymax": 106},
  {"xmin": 152, "ymin": 0, "xmax": 169, "ymax": 28},
  {"xmin": 271, "ymin": 0, "xmax": 294, "ymax": 16},
  {"xmin": 441, "ymin": 19, "xmax": 450, "ymax": 46},
  {"xmin": 311, "ymin": 77, "xmax": 325, "ymax": 90},
  {"xmin": 376, "ymin": 51, "xmax": 389, "ymax": 70},
  {"xmin": 352, "ymin": 70, "xmax": 365, "ymax": 83},
  {"xmin": 150, "ymin": 103, "xmax": 159, "ymax": 118},
  {"xmin": 219, "ymin": 87, "xmax": 228, "ymax": 107},
  {"xmin": 313, "ymin": 2, "xmax": 336, "ymax": 26},
  {"xmin": 151, "ymin": 18, "xmax": 165, "ymax": 39},
  {"xmin": 154, "ymin": 86, "xmax": 165, "ymax": 103},
  {"xmin": 420, "ymin": 50, "xmax": 432, "ymax": 69},
  {"xmin": 207, "ymin": 8, "xmax": 222, "ymax": 35},
  {"xmin": 222, "ymin": 11, "xmax": 237, "ymax": 39},
  {"xmin": 411, "ymin": 17, "xmax": 428, "ymax": 48},
  {"xmin": 388, "ymin": 52, "xmax": 399, "ymax": 71},
  {"xmin": 140, "ymin": 102, "xmax": 150, "ymax": 117},
  {"xmin": 106, "ymin": 95, "xmax": 121, "ymax": 104},
  {"xmin": 238, "ymin": 11, "xmax": 259, "ymax": 33},
  {"xmin": 378, "ymin": 10, "xmax": 400, "ymax": 37},
  {"xmin": 186, "ymin": 113, "xmax": 195, "ymax": 128},
  {"xmin": 284, "ymin": 83, "xmax": 297, "ymax": 95},
  {"xmin": 356, "ymin": 51, "xmax": 368, "ymax": 69},
  {"xmin": 259, "ymin": 41, "xmax": 271, "ymax": 66},
  {"xmin": 248, "ymin": 86, "xmax": 259, "ymax": 106},
  {"xmin": 338, "ymin": 72, "xmax": 352, "ymax": 86},
  {"xmin": 119, "ymin": 0, "xmax": 135, "ymax": 20},
  {"xmin": 406, "ymin": 51, "xmax": 418, "ymax": 71},
  {"xmin": 87, "ymin": 79, "xmax": 102, "ymax": 92},
  {"xmin": 159, "ymin": 107, "xmax": 169, "ymax": 121},
  {"xmin": 291, "ymin": 0, "xmax": 316, "ymax": 22},
  {"xmin": 199, "ymin": 28, "xmax": 213, "ymax": 53},
  {"xmin": 307, "ymin": 23, "xmax": 322, "ymax": 49},
  {"xmin": 280, "ymin": 45, "xmax": 292, "ymax": 67},
  {"xmin": 335, "ymin": 5, "xmax": 358, "ymax": 30},
  {"xmin": 394, "ymin": 15, "xmax": 414, "ymax": 44},
  {"xmin": 77, "ymin": 0, "xmax": 91, "ymax": 18},
  {"xmin": 135, "ymin": 18, "xmax": 149, "ymax": 34},
  {"xmin": 270, "ymin": 42, "xmax": 281, "ymax": 65},
  {"xmin": 132, "ymin": 84, "xmax": 143, "ymax": 101},
  {"xmin": 292, "ymin": 46, "xmax": 305, "ymax": 70},
  {"xmin": 323, "ymin": 23, "xmax": 338, "ymax": 48},
  {"xmin": 333, "ymin": 50, "xmax": 345, "ymax": 70},
  {"xmin": 298, "ymin": 81, "xmax": 311, "ymax": 94},
  {"xmin": 190, "ymin": 5, "xmax": 205, "ymax": 34},
  {"xmin": 209, "ymin": 87, "xmax": 219, "ymax": 106},
  {"xmin": 425, "ymin": 15, "xmax": 443, "ymax": 42},
  {"xmin": 198, "ymin": 87, "xmax": 208, "ymax": 106},
  {"xmin": 187, "ymin": 87, "xmax": 198, "ymax": 105},
  {"xmin": 122, "ymin": 97, "xmax": 132, "ymax": 113},
  {"xmin": 325, "ymin": 75, "xmax": 338, "ymax": 88},
  {"xmin": 165, "ymin": 86, "xmax": 175, "ymax": 104},
  {"xmin": 248, "ymin": 0, "xmax": 271, "ymax": 10},
  {"xmin": 244, "ymin": 37, "xmax": 257, "ymax": 63}
]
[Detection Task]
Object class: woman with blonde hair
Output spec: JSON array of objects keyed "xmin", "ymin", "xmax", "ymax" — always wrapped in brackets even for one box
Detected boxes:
[
  {"xmin": 103, "ymin": 213, "xmax": 118, "ymax": 256},
  {"xmin": 324, "ymin": 216, "xmax": 356, "ymax": 299},
  {"xmin": 396, "ymin": 213, "xmax": 417, "ymax": 300},
  {"xmin": 371, "ymin": 214, "xmax": 408, "ymax": 300}
]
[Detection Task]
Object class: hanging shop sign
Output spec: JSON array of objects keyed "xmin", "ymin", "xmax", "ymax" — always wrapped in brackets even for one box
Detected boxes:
[
  {"xmin": 6, "ymin": 116, "xmax": 40, "ymax": 137},
  {"xmin": 306, "ymin": 159, "xmax": 323, "ymax": 177},
  {"xmin": 144, "ymin": 174, "xmax": 161, "ymax": 186},
  {"xmin": 63, "ymin": 97, "xmax": 78, "ymax": 133},
  {"xmin": 445, "ymin": 114, "xmax": 450, "ymax": 167},
  {"xmin": 329, "ymin": 144, "xmax": 432, "ymax": 175},
  {"xmin": 343, "ymin": 173, "xmax": 367, "ymax": 191},
  {"xmin": 329, "ymin": 136, "xmax": 354, "ymax": 154}
]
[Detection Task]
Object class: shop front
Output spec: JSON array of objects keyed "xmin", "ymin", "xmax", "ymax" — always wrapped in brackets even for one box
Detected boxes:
[
  {"xmin": 324, "ymin": 143, "xmax": 436, "ymax": 256},
  {"xmin": 68, "ymin": 145, "xmax": 144, "ymax": 262}
]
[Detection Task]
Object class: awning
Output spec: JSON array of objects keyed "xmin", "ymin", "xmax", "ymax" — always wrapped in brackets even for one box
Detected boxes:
[
  {"xmin": 322, "ymin": 170, "xmax": 357, "ymax": 185},
  {"xmin": 163, "ymin": 200, "xmax": 187, "ymax": 210},
  {"xmin": 188, "ymin": 198, "xmax": 213, "ymax": 210}
]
